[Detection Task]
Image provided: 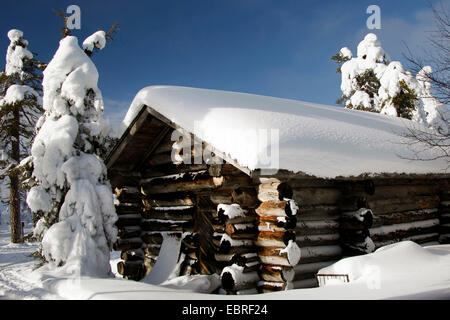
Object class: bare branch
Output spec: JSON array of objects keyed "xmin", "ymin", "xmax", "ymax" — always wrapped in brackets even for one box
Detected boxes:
[{"xmin": 52, "ymin": 8, "xmax": 71, "ymax": 38}]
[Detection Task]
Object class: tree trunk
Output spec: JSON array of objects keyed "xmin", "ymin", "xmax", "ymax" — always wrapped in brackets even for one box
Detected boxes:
[{"xmin": 10, "ymin": 108, "xmax": 21, "ymax": 243}]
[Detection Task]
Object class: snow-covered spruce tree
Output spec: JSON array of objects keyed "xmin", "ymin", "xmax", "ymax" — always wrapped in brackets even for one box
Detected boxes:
[
  {"xmin": 26, "ymin": 31, "xmax": 118, "ymax": 276},
  {"xmin": 332, "ymin": 33, "xmax": 438, "ymax": 124},
  {"xmin": 0, "ymin": 29, "xmax": 43, "ymax": 243}
]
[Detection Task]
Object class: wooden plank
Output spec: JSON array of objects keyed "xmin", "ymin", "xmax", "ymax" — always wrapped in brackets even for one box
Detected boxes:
[
  {"xmin": 295, "ymin": 245, "xmax": 342, "ymax": 265},
  {"xmin": 295, "ymin": 233, "xmax": 340, "ymax": 247},
  {"xmin": 370, "ymin": 218, "xmax": 440, "ymax": 242},
  {"xmin": 113, "ymin": 237, "xmax": 143, "ymax": 251},
  {"xmin": 371, "ymin": 209, "xmax": 439, "ymax": 228},
  {"xmin": 141, "ymin": 206, "xmax": 194, "ymax": 220},
  {"xmin": 141, "ymin": 174, "xmax": 224, "ymax": 195},
  {"xmin": 292, "ymin": 188, "xmax": 342, "ymax": 206},
  {"xmin": 368, "ymin": 195, "xmax": 440, "ymax": 215},
  {"xmin": 295, "ymin": 220, "xmax": 339, "ymax": 236},
  {"xmin": 141, "ymin": 163, "xmax": 208, "ymax": 179}
]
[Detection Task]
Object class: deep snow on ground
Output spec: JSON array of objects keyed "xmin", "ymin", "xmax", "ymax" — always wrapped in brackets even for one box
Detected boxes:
[{"xmin": 1, "ymin": 224, "xmax": 450, "ymax": 300}]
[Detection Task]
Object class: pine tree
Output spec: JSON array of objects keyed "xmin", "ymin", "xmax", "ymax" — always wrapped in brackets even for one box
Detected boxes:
[
  {"xmin": 0, "ymin": 29, "xmax": 43, "ymax": 243},
  {"xmin": 332, "ymin": 33, "xmax": 429, "ymax": 123},
  {"xmin": 26, "ymin": 19, "xmax": 119, "ymax": 276}
]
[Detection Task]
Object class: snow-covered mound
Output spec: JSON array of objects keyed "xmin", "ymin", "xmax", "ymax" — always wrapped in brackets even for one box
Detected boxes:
[
  {"xmin": 318, "ymin": 241, "xmax": 450, "ymax": 282},
  {"xmin": 318, "ymin": 241, "xmax": 450, "ymax": 287},
  {"xmin": 121, "ymin": 85, "xmax": 447, "ymax": 178}
]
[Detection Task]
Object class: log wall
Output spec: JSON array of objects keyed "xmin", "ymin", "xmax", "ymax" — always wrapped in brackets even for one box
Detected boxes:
[{"xmin": 109, "ymin": 117, "xmax": 449, "ymax": 292}]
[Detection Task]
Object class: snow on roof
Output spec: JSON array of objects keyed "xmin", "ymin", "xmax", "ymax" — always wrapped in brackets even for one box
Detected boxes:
[{"xmin": 121, "ymin": 85, "xmax": 448, "ymax": 178}]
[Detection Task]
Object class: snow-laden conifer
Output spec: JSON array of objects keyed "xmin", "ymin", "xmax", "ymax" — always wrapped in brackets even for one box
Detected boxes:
[
  {"xmin": 333, "ymin": 33, "xmax": 442, "ymax": 126},
  {"xmin": 0, "ymin": 29, "xmax": 43, "ymax": 242},
  {"xmin": 26, "ymin": 32, "xmax": 117, "ymax": 276}
]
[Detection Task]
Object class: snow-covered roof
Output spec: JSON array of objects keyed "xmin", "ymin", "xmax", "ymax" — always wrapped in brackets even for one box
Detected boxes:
[{"xmin": 120, "ymin": 85, "xmax": 448, "ymax": 178}]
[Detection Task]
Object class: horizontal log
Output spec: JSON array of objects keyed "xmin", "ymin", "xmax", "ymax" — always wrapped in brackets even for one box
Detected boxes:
[
  {"xmin": 297, "ymin": 205, "xmax": 340, "ymax": 221},
  {"xmin": 140, "ymin": 219, "xmax": 193, "ymax": 232},
  {"xmin": 295, "ymin": 233, "xmax": 340, "ymax": 247},
  {"xmin": 255, "ymin": 230, "xmax": 296, "ymax": 248},
  {"xmin": 115, "ymin": 214, "xmax": 142, "ymax": 228},
  {"xmin": 117, "ymin": 226, "xmax": 142, "ymax": 239},
  {"xmin": 142, "ymin": 206, "xmax": 194, "ymax": 221},
  {"xmin": 142, "ymin": 196, "xmax": 194, "ymax": 208},
  {"xmin": 370, "ymin": 176, "xmax": 449, "ymax": 187},
  {"xmin": 141, "ymin": 163, "xmax": 209, "ymax": 179},
  {"xmin": 257, "ymin": 181, "xmax": 293, "ymax": 202},
  {"xmin": 295, "ymin": 220, "xmax": 339, "ymax": 236},
  {"xmin": 372, "ymin": 209, "xmax": 439, "ymax": 228},
  {"xmin": 114, "ymin": 186, "xmax": 141, "ymax": 204},
  {"xmin": 368, "ymin": 195, "xmax": 440, "ymax": 215},
  {"xmin": 113, "ymin": 237, "xmax": 143, "ymax": 251},
  {"xmin": 260, "ymin": 265, "xmax": 295, "ymax": 282},
  {"xmin": 370, "ymin": 218, "xmax": 440, "ymax": 242},
  {"xmin": 296, "ymin": 245, "xmax": 342, "ymax": 265},
  {"xmin": 115, "ymin": 203, "xmax": 142, "ymax": 215},
  {"xmin": 141, "ymin": 171, "xmax": 222, "ymax": 195},
  {"xmin": 258, "ymin": 175, "xmax": 336, "ymax": 189},
  {"xmin": 368, "ymin": 184, "xmax": 441, "ymax": 200},
  {"xmin": 292, "ymin": 188, "xmax": 342, "ymax": 206}
]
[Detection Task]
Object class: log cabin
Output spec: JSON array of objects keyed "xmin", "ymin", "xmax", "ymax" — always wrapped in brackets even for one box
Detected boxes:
[{"xmin": 106, "ymin": 85, "xmax": 449, "ymax": 294}]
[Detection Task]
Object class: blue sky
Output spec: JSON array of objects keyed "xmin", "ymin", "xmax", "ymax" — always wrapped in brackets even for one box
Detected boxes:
[{"xmin": 0, "ymin": 0, "xmax": 447, "ymax": 126}]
